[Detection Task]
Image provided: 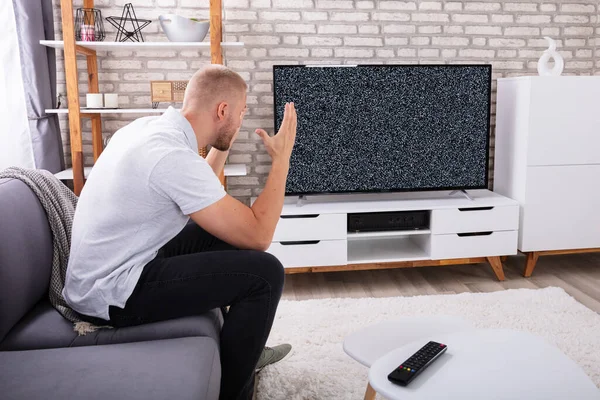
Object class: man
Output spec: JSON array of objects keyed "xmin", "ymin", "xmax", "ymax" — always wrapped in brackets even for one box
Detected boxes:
[{"xmin": 63, "ymin": 65, "xmax": 297, "ymax": 400}]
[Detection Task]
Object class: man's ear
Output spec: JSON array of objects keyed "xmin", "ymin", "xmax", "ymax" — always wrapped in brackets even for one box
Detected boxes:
[{"xmin": 217, "ymin": 102, "xmax": 228, "ymax": 121}]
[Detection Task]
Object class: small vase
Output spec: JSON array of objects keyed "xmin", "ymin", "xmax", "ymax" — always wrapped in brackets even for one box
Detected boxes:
[{"xmin": 537, "ymin": 37, "xmax": 564, "ymax": 77}]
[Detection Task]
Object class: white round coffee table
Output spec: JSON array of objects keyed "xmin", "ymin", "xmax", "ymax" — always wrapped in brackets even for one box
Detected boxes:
[
  {"xmin": 343, "ymin": 316, "xmax": 474, "ymax": 399},
  {"xmin": 369, "ymin": 329, "xmax": 600, "ymax": 400},
  {"xmin": 344, "ymin": 316, "xmax": 474, "ymax": 368}
]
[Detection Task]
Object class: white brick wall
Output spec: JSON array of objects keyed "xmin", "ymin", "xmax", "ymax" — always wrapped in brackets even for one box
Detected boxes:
[{"xmin": 52, "ymin": 0, "xmax": 600, "ymax": 203}]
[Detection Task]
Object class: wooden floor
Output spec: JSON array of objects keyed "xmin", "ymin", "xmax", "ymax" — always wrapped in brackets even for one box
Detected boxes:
[{"xmin": 282, "ymin": 253, "xmax": 600, "ymax": 313}]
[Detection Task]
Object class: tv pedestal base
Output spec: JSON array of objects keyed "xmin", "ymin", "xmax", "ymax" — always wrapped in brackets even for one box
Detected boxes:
[
  {"xmin": 264, "ymin": 189, "xmax": 519, "ymax": 281},
  {"xmin": 449, "ymin": 189, "xmax": 474, "ymax": 201}
]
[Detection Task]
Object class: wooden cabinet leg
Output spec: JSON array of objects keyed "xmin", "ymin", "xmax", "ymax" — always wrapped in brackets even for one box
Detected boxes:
[
  {"xmin": 364, "ymin": 382, "xmax": 376, "ymax": 400},
  {"xmin": 523, "ymin": 252, "xmax": 539, "ymax": 277},
  {"xmin": 486, "ymin": 256, "xmax": 505, "ymax": 281}
]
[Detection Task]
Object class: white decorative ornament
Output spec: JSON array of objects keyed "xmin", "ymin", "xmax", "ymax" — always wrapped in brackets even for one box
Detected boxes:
[
  {"xmin": 537, "ymin": 37, "xmax": 564, "ymax": 76},
  {"xmin": 159, "ymin": 14, "xmax": 209, "ymax": 42}
]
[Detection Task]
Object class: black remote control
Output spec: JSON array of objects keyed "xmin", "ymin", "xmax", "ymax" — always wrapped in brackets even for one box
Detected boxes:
[{"xmin": 387, "ymin": 341, "xmax": 447, "ymax": 386}]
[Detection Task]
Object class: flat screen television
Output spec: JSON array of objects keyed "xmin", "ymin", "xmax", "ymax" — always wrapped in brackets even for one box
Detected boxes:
[{"xmin": 272, "ymin": 64, "xmax": 492, "ymax": 196}]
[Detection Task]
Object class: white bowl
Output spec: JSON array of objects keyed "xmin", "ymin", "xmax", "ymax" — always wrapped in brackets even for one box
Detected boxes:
[{"xmin": 159, "ymin": 14, "xmax": 209, "ymax": 42}]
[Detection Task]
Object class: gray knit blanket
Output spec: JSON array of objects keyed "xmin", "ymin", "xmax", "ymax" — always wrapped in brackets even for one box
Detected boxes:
[{"xmin": 0, "ymin": 167, "xmax": 102, "ymax": 335}]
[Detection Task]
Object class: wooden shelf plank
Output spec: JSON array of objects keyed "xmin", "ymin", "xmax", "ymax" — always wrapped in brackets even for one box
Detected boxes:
[{"xmin": 40, "ymin": 40, "xmax": 243, "ymax": 51}]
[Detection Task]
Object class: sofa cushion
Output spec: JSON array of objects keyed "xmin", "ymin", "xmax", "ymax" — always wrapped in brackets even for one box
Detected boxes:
[
  {"xmin": 0, "ymin": 336, "xmax": 221, "ymax": 400},
  {"xmin": 0, "ymin": 300, "xmax": 223, "ymax": 351},
  {"xmin": 0, "ymin": 178, "xmax": 53, "ymax": 342}
]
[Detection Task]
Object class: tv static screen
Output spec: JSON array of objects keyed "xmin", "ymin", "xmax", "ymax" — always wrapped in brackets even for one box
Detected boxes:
[{"xmin": 273, "ymin": 64, "xmax": 492, "ymax": 195}]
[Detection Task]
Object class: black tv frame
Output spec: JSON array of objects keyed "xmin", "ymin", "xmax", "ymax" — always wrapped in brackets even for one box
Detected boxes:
[{"xmin": 272, "ymin": 64, "xmax": 493, "ymax": 196}]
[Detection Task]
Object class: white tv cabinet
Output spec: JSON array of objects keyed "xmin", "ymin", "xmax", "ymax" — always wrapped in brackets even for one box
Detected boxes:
[
  {"xmin": 494, "ymin": 76, "xmax": 600, "ymax": 276},
  {"xmin": 265, "ymin": 189, "xmax": 519, "ymax": 281}
]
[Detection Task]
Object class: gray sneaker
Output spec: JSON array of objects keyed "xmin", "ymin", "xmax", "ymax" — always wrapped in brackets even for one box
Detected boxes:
[{"xmin": 255, "ymin": 344, "xmax": 292, "ymax": 372}]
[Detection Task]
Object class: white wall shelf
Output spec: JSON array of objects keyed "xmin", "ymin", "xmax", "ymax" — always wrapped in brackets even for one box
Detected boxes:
[
  {"xmin": 55, "ymin": 164, "xmax": 247, "ymax": 180},
  {"xmin": 40, "ymin": 40, "xmax": 244, "ymax": 51},
  {"xmin": 46, "ymin": 108, "xmax": 174, "ymax": 114},
  {"xmin": 223, "ymin": 164, "xmax": 247, "ymax": 177},
  {"xmin": 55, "ymin": 167, "xmax": 94, "ymax": 180}
]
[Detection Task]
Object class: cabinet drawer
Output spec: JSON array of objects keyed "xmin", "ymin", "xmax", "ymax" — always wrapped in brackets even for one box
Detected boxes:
[
  {"xmin": 431, "ymin": 206, "xmax": 518, "ymax": 234},
  {"xmin": 431, "ymin": 231, "xmax": 517, "ymax": 260},
  {"xmin": 521, "ymin": 165, "xmax": 600, "ymax": 251},
  {"xmin": 267, "ymin": 240, "xmax": 347, "ymax": 268},
  {"xmin": 273, "ymin": 213, "xmax": 346, "ymax": 242}
]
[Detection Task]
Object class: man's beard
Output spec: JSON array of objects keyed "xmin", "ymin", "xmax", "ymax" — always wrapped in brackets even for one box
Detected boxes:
[{"xmin": 212, "ymin": 118, "xmax": 237, "ymax": 151}]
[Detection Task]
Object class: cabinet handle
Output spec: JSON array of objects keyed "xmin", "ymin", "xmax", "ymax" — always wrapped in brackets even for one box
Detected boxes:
[
  {"xmin": 280, "ymin": 214, "xmax": 320, "ymax": 219},
  {"xmin": 279, "ymin": 240, "xmax": 321, "ymax": 245},
  {"xmin": 457, "ymin": 232, "xmax": 493, "ymax": 237},
  {"xmin": 458, "ymin": 207, "xmax": 494, "ymax": 212}
]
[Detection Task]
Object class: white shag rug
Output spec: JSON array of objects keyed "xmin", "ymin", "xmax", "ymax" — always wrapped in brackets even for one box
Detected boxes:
[{"xmin": 257, "ymin": 287, "xmax": 600, "ymax": 400}]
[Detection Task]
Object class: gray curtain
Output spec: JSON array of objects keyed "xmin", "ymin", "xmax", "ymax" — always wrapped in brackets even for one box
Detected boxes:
[{"xmin": 12, "ymin": 0, "xmax": 64, "ymax": 172}]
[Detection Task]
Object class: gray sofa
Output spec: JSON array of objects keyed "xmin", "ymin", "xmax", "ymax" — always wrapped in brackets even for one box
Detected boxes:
[{"xmin": 0, "ymin": 177, "xmax": 223, "ymax": 400}]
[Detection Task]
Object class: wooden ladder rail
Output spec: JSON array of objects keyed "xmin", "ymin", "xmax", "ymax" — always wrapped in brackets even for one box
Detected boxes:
[
  {"xmin": 210, "ymin": 0, "xmax": 227, "ymax": 187},
  {"xmin": 60, "ymin": 0, "xmax": 104, "ymax": 195},
  {"xmin": 60, "ymin": 0, "xmax": 84, "ymax": 195}
]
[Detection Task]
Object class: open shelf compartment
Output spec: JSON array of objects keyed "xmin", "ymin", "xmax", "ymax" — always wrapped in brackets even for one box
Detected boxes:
[{"xmin": 347, "ymin": 235, "xmax": 430, "ymax": 264}]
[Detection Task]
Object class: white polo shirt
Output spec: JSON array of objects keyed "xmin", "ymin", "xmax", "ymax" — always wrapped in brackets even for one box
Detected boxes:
[{"xmin": 63, "ymin": 107, "xmax": 226, "ymax": 320}]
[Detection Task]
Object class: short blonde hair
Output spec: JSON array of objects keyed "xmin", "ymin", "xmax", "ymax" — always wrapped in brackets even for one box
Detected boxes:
[{"xmin": 183, "ymin": 65, "xmax": 247, "ymax": 110}]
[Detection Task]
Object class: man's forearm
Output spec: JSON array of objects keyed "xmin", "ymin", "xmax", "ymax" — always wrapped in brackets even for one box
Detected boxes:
[
  {"xmin": 251, "ymin": 160, "xmax": 290, "ymax": 245},
  {"xmin": 205, "ymin": 147, "xmax": 229, "ymax": 177}
]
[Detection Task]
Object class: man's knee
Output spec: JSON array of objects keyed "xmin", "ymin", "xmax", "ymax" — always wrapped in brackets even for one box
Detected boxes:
[{"xmin": 248, "ymin": 251, "xmax": 285, "ymax": 293}]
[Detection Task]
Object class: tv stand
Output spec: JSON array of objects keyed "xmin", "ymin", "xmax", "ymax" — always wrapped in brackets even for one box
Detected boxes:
[
  {"xmin": 265, "ymin": 190, "xmax": 519, "ymax": 281},
  {"xmin": 449, "ymin": 189, "xmax": 474, "ymax": 201}
]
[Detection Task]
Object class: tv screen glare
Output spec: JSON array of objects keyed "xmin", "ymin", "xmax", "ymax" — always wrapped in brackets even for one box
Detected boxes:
[{"xmin": 272, "ymin": 64, "xmax": 492, "ymax": 195}]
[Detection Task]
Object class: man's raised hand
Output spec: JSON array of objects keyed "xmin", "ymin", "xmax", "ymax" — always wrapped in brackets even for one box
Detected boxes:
[{"xmin": 254, "ymin": 102, "xmax": 297, "ymax": 165}]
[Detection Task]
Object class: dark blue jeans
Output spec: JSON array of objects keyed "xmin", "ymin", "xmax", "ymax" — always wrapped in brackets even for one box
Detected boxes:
[{"xmin": 108, "ymin": 223, "xmax": 285, "ymax": 400}]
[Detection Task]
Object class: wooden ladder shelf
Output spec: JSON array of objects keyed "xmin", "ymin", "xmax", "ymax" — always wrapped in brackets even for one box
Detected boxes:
[{"xmin": 59, "ymin": 0, "xmax": 226, "ymax": 195}]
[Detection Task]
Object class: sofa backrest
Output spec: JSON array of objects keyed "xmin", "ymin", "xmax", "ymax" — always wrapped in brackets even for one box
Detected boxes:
[{"xmin": 0, "ymin": 178, "xmax": 53, "ymax": 342}]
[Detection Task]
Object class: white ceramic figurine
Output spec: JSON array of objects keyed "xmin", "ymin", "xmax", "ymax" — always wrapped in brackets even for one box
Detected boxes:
[{"xmin": 537, "ymin": 36, "xmax": 564, "ymax": 76}]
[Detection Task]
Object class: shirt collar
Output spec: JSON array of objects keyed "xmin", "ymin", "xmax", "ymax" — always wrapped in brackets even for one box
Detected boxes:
[{"xmin": 161, "ymin": 106, "xmax": 199, "ymax": 151}]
